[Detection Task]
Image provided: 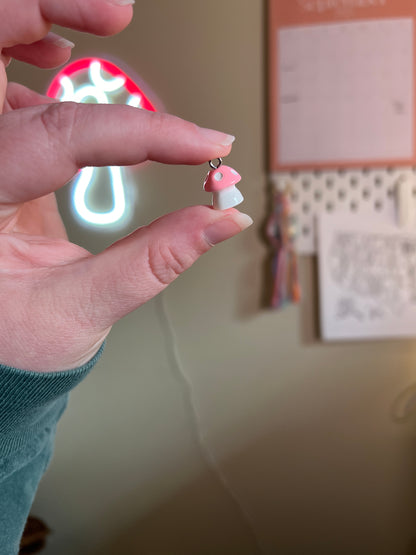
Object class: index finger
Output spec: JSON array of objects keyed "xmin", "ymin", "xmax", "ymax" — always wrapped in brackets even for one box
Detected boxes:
[
  {"xmin": 0, "ymin": 102, "xmax": 235, "ymax": 204},
  {"xmin": 0, "ymin": 0, "xmax": 133, "ymax": 47}
]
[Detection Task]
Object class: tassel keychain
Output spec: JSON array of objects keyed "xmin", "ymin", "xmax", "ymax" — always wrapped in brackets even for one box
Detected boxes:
[{"xmin": 267, "ymin": 183, "xmax": 301, "ymax": 308}]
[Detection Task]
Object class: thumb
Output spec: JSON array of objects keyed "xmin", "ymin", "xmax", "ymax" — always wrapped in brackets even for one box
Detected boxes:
[{"xmin": 69, "ymin": 206, "xmax": 253, "ymax": 329}]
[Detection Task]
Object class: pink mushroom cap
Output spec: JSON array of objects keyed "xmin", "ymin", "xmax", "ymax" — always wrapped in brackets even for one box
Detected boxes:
[{"xmin": 203, "ymin": 165, "xmax": 241, "ymax": 193}]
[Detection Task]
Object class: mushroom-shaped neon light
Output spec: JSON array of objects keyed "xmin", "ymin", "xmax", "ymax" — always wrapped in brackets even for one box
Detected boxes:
[{"xmin": 204, "ymin": 163, "xmax": 244, "ymax": 210}]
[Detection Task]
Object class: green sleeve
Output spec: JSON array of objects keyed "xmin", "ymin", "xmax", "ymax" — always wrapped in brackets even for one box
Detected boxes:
[{"xmin": 0, "ymin": 344, "xmax": 105, "ymax": 554}]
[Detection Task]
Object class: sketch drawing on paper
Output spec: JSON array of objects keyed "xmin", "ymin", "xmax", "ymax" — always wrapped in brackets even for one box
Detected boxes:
[{"xmin": 329, "ymin": 232, "xmax": 416, "ymax": 320}]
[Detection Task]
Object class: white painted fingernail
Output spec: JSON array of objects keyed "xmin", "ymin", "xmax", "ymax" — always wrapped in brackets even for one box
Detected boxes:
[
  {"xmin": 199, "ymin": 127, "xmax": 236, "ymax": 146},
  {"xmin": 203, "ymin": 212, "xmax": 253, "ymax": 246},
  {"xmin": 107, "ymin": 0, "xmax": 135, "ymax": 5},
  {"xmin": 46, "ymin": 35, "xmax": 75, "ymax": 49}
]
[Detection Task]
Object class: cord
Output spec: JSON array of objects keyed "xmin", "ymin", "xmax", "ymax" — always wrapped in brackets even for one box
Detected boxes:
[{"xmin": 155, "ymin": 291, "xmax": 265, "ymax": 553}]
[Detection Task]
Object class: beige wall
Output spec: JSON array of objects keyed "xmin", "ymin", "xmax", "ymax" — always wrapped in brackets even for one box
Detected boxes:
[{"xmin": 8, "ymin": 1, "xmax": 416, "ymax": 553}]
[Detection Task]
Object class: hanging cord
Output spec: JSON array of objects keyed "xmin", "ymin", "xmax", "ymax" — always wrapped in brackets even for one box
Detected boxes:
[
  {"xmin": 155, "ymin": 292, "xmax": 265, "ymax": 553},
  {"xmin": 267, "ymin": 184, "xmax": 301, "ymax": 308}
]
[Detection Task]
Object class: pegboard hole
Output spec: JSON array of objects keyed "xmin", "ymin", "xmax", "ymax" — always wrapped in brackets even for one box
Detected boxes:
[
  {"xmin": 302, "ymin": 202, "xmax": 310, "ymax": 214},
  {"xmin": 350, "ymin": 201, "xmax": 358, "ymax": 212},
  {"xmin": 314, "ymin": 190, "xmax": 322, "ymax": 201},
  {"xmin": 374, "ymin": 200, "xmax": 383, "ymax": 211}
]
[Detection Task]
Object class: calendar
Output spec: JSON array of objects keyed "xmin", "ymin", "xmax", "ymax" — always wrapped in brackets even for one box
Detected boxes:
[{"xmin": 268, "ymin": 0, "xmax": 416, "ymax": 171}]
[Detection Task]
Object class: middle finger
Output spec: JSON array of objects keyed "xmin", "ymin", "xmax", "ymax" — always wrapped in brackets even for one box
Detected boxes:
[
  {"xmin": 0, "ymin": 0, "xmax": 133, "ymax": 48},
  {"xmin": 3, "ymin": 33, "xmax": 74, "ymax": 69}
]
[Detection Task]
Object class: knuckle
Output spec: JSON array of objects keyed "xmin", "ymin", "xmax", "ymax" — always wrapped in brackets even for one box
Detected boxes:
[
  {"xmin": 39, "ymin": 102, "xmax": 79, "ymax": 147},
  {"xmin": 148, "ymin": 112, "xmax": 172, "ymax": 136},
  {"xmin": 148, "ymin": 112, "xmax": 185, "ymax": 138},
  {"xmin": 147, "ymin": 241, "xmax": 194, "ymax": 286}
]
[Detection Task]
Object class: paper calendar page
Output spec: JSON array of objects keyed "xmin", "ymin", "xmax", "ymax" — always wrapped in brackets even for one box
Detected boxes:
[
  {"xmin": 278, "ymin": 19, "xmax": 413, "ymax": 165},
  {"xmin": 269, "ymin": 0, "xmax": 416, "ymax": 171},
  {"xmin": 318, "ymin": 212, "xmax": 416, "ymax": 340}
]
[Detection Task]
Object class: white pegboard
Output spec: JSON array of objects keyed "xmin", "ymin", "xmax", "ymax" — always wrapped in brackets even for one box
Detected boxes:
[{"xmin": 271, "ymin": 168, "xmax": 416, "ymax": 255}]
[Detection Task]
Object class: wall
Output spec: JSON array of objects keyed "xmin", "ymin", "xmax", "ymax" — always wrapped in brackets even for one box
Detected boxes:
[{"xmin": 8, "ymin": 1, "xmax": 416, "ymax": 553}]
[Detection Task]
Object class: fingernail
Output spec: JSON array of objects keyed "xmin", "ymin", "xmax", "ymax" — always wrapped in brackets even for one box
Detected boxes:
[
  {"xmin": 107, "ymin": 0, "xmax": 135, "ymax": 5},
  {"xmin": 2, "ymin": 55, "xmax": 11, "ymax": 68},
  {"xmin": 199, "ymin": 127, "xmax": 235, "ymax": 146},
  {"xmin": 203, "ymin": 212, "xmax": 253, "ymax": 246},
  {"xmin": 46, "ymin": 35, "xmax": 75, "ymax": 49}
]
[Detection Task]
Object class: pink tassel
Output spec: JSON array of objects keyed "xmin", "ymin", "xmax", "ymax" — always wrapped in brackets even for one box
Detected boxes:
[{"xmin": 267, "ymin": 186, "xmax": 301, "ymax": 308}]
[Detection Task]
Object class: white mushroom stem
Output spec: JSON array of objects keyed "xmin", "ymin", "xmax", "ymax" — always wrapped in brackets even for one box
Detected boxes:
[{"xmin": 212, "ymin": 185, "xmax": 244, "ymax": 210}]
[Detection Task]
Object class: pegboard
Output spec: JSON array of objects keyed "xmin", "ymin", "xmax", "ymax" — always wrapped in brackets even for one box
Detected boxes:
[{"xmin": 271, "ymin": 168, "xmax": 416, "ymax": 255}]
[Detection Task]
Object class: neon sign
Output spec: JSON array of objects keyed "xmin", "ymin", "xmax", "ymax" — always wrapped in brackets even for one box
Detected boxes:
[{"xmin": 47, "ymin": 57, "xmax": 157, "ymax": 227}]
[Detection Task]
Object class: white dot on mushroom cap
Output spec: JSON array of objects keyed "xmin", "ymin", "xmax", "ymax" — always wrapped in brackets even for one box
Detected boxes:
[
  {"xmin": 231, "ymin": 169, "xmax": 239, "ymax": 175},
  {"xmin": 214, "ymin": 172, "xmax": 223, "ymax": 181}
]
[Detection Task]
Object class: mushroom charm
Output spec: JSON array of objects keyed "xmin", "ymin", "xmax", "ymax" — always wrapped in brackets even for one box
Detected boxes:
[{"xmin": 204, "ymin": 158, "xmax": 244, "ymax": 210}]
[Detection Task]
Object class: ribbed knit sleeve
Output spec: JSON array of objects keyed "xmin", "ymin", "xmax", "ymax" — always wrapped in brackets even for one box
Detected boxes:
[{"xmin": 0, "ymin": 344, "xmax": 105, "ymax": 554}]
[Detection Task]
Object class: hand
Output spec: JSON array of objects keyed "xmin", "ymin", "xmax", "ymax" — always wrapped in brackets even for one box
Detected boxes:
[{"xmin": 0, "ymin": 0, "xmax": 252, "ymax": 372}]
